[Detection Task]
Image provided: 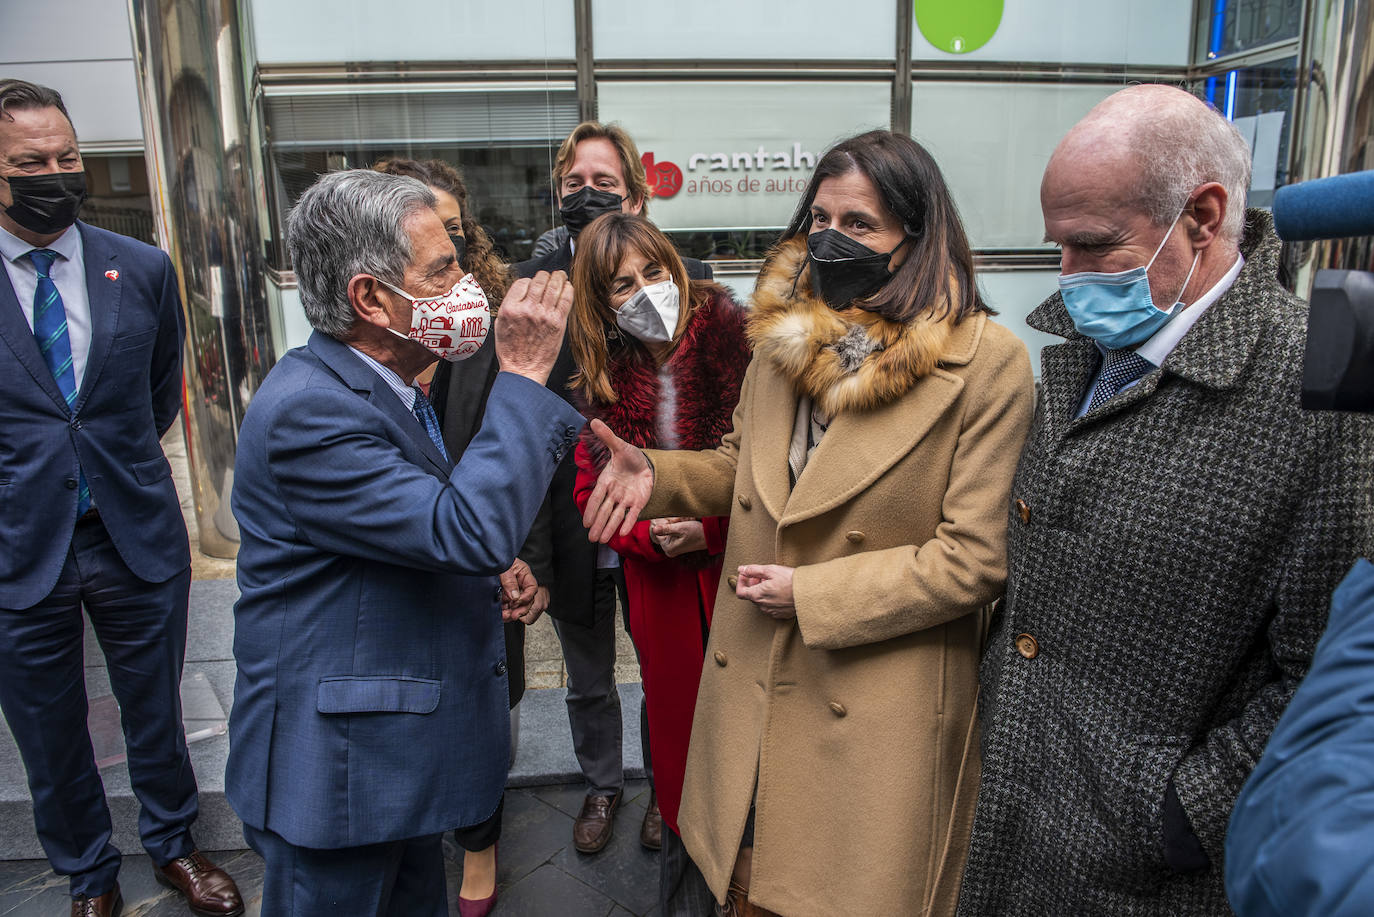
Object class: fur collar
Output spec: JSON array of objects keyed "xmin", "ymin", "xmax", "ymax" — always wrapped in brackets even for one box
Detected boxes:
[
  {"xmin": 748, "ymin": 236, "xmax": 960, "ymax": 415},
  {"xmin": 578, "ymin": 284, "xmax": 751, "ymax": 464}
]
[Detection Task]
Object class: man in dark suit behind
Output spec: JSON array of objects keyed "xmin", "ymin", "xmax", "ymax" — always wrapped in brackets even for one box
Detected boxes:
[
  {"xmin": 431, "ymin": 120, "xmax": 712, "ymax": 856},
  {"xmin": 226, "ymin": 168, "xmax": 583, "ymax": 917},
  {"xmin": 0, "ymin": 80, "xmax": 242, "ymax": 917}
]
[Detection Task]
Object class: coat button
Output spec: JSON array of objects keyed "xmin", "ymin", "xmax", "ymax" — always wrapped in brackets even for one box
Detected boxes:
[
  {"xmin": 737, "ymin": 494, "xmax": 752, "ymax": 510},
  {"xmin": 65, "ymin": 478, "xmax": 78, "ymax": 490},
  {"xmin": 493, "ymin": 586, "xmax": 505, "ymax": 603},
  {"xmin": 714, "ymin": 650, "xmax": 728, "ymax": 667},
  {"xmin": 1015, "ymin": 633, "xmax": 1039, "ymax": 659},
  {"xmin": 845, "ymin": 531, "xmax": 864, "ymax": 544},
  {"xmin": 1015, "ymin": 499, "xmax": 1031, "ymax": 524},
  {"xmin": 829, "ymin": 702, "xmax": 847, "ymax": 717},
  {"xmin": 70, "ymin": 418, "xmax": 82, "ymax": 430},
  {"xmin": 494, "ymin": 660, "xmax": 508, "ymax": 676},
  {"xmin": 727, "ymin": 574, "xmax": 738, "ymax": 589}
]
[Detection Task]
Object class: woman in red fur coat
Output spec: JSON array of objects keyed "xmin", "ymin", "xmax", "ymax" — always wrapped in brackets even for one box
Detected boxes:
[{"xmin": 569, "ymin": 213, "xmax": 751, "ymax": 915}]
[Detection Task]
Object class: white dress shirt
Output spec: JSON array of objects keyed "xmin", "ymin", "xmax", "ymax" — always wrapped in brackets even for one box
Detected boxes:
[{"xmin": 0, "ymin": 222, "xmax": 92, "ymax": 391}]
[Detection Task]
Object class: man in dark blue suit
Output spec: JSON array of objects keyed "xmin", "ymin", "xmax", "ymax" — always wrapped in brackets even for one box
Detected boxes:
[
  {"xmin": 225, "ymin": 168, "xmax": 584, "ymax": 917},
  {"xmin": 0, "ymin": 80, "xmax": 243, "ymax": 917}
]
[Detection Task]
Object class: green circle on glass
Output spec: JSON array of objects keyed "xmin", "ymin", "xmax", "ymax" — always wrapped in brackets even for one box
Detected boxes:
[{"xmin": 915, "ymin": 0, "xmax": 1003, "ymax": 54}]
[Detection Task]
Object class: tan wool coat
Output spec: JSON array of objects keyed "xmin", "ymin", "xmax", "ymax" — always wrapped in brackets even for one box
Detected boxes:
[{"xmin": 642, "ymin": 238, "xmax": 1034, "ymax": 917}]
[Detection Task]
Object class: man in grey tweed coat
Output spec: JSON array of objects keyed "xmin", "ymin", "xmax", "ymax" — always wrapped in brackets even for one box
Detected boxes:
[{"xmin": 958, "ymin": 85, "xmax": 1374, "ymax": 915}]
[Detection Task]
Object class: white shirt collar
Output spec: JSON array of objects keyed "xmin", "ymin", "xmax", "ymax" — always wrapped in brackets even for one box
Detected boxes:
[
  {"xmin": 346, "ymin": 345, "xmax": 417, "ymax": 411},
  {"xmin": 1135, "ymin": 253, "xmax": 1244, "ymax": 366},
  {"xmin": 0, "ymin": 221, "xmax": 80, "ymax": 266}
]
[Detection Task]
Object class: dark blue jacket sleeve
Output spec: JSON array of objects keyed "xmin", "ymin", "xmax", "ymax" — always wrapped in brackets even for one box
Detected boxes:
[
  {"xmin": 264, "ymin": 371, "xmax": 583, "ymax": 577},
  {"xmin": 150, "ymin": 250, "xmax": 185, "ymax": 437},
  {"xmin": 1225, "ymin": 559, "xmax": 1374, "ymax": 916}
]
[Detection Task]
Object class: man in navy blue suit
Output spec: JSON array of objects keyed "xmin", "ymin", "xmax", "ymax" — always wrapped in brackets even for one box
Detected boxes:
[
  {"xmin": 225, "ymin": 168, "xmax": 584, "ymax": 917},
  {"xmin": 0, "ymin": 80, "xmax": 243, "ymax": 917}
]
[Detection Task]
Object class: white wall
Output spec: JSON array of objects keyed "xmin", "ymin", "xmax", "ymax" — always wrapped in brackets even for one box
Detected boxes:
[
  {"xmin": 0, "ymin": 0, "xmax": 144, "ymax": 148},
  {"xmin": 251, "ymin": 0, "xmax": 576, "ymax": 64}
]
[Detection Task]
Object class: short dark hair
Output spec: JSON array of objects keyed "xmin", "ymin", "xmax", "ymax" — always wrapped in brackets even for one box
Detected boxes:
[
  {"xmin": 783, "ymin": 130, "xmax": 986, "ymax": 324},
  {"xmin": 0, "ymin": 79, "xmax": 75, "ymax": 134}
]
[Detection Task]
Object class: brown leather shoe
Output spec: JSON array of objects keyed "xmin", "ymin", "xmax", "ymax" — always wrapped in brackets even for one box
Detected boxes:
[
  {"xmin": 640, "ymin": 789, "xmax": 662, "ymax": 851},
  {"xmin": 154, "ymin": 850, "xmax": 244, "ymax": 917},
  {"xmin": 71, "ymin": 884, "xmax": 122, "ymax": 917},
  {"xmin": 572, "ymin": 789, "xmax": 622, "ymax": 853}
]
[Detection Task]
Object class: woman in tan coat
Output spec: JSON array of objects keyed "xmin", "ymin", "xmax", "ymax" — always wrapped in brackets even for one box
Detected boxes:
[{"xmin": 583, "ymin": 130, "xmax": 1035, "ymax": 917}]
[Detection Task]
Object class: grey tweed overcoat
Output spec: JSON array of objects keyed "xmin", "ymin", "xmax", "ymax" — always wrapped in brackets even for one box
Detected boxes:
[{"xmin": 957, "ymin": 211, "xmax": 1374, "ymax": 916}]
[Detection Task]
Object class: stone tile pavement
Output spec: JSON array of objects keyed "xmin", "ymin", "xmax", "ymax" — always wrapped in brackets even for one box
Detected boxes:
[{"xmin": 0, "ymin": 779, "xmax": 660, "ymax": 916}]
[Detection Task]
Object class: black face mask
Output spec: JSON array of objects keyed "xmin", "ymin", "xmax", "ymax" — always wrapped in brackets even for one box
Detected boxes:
[
  {"xmin": 3, "ymin": 171, "xmax": 88, "ymax": 235},
  {"xmin": 559, "ymin": 186, "xmax": 623, "ymax": 237},
  {"xmin": 806, "ymin": 228, "xmax": 907, "ymax": 309},
  {"xmin": 449, "ymin": 233, "xmax": 467, "ymax": 270}
]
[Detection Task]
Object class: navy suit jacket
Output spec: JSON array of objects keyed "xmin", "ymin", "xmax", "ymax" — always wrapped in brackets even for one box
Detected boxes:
[
  {"xmin": 0, "ymin": 222, "xmax": 188, "ymax": 609},
  {"xmin": 226, "ymin": 332, "xmax": 583, "ymax": 848}
]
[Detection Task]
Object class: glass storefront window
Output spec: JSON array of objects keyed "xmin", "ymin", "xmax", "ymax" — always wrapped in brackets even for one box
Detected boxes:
[
  {"xmin": 1200, "ymin": 56, "xmax": 1298, "ymax": 209},
  {"xmin": 912, "ymin": 0, "xmax": 1190, "ymax": 65},
  {"xmin": 263, "ymin": 87, "xmax": 577, "ymax": 268},
  {"xmin": 598, "ymin": 80, "xmax": 891, "ymax": 261},
  {"xmin": 81, "ymin": 153, "xmax": 157, "ymax": 246},
  {"xmin": 1196, "ymin": 0, "xmax": 1302, "ymax": 62},
  {"xmin": 912, "ymin": 81, "xmax": 1119, "ymax": 250}
]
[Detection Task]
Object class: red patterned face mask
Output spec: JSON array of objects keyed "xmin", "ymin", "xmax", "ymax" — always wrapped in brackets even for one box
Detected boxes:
[{"xmin": 381, "ymin": 272, "xmax": 491, "ymax": 362}]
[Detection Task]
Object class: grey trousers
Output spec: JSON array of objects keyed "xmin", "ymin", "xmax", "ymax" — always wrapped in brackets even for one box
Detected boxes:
[
  {"xmin": 660, "ymin": 826, "xmax": 716, "ymax": 916},
  {"xmin": 552, "ymin": 568, "xmax": 627, "ymax": 796}
]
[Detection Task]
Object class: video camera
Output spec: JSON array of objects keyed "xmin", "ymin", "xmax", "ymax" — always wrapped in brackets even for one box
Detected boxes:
[{"xmin": 1273, "ymin": 169, "xmax": 1374, "ymax": 412}]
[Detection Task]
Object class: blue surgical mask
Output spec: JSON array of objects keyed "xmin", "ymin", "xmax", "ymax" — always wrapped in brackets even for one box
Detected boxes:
[{"xmin": 1058, "ymin": 210, "xmax": 1200, "ymax": 350}]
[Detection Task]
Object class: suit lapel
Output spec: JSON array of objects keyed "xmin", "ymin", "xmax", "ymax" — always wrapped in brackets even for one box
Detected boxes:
[
  {"xmin": 75, "ymin": 223, "xmax": 117, "ymax": 413},
  {"xmin": 0, "ymin": 247, "xmax": 71, "ymax": 412},
  {"xmin": 308, "ymin": 333, "xmax": 452, "ymax": 477},
  {"xmin": 782, "ymin": 368, "xmax": 964, "ymax": 527}
]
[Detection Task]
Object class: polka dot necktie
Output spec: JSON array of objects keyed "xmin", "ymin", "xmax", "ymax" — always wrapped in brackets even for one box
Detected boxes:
[
  {"xmin": 1086, "ymin": 348, "xmax": 1154, "ymax": 414},
  {"xmin": 411, "ymin": 385, "xmax": 450, "ymax": 463},
  {"xmin": 29, "ymin": 248, "xmax": 91, "ymax": 516}
]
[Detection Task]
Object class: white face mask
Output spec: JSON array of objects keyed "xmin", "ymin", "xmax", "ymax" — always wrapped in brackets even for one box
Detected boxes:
[
  {"xmin": 380, "ymin": 273, "xmax": 491, "ymax": 362},
  {"xmin": 615, "ymin": 279, "xmax": 680, "ymax": 344}
]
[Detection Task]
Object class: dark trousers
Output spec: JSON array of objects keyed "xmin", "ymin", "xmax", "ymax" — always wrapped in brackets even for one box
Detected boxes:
[
  {"xmin": 244, "ymin": 824, "xmax": 447, "ymax": 917},
  {"xmin": 552, "ymin": 568, "xmax": 630, "ymax": 796},
  {"xmin": 0, "ymin": 514, "xmax": 196, "ymax": 897}
]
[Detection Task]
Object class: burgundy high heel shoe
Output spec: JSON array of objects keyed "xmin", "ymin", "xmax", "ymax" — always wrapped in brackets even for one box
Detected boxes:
[{"xmin": 457, "ymin": 844, "xmax": 498, "ymax": 917}]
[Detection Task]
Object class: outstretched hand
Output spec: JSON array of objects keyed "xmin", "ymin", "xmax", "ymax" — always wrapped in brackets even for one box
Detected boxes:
[{"xmin": 582, "ymin": 419, "xmax": 654, "ymax": 543}]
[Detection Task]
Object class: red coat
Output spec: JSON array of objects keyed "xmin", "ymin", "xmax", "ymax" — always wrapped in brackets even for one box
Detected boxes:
[{"xmin": 573, "ymin": 283, "xmax": 751, "ymax": 832}]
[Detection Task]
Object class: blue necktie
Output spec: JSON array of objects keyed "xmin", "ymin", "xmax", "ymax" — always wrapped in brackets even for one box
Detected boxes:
[
  {"xmin": 1087, "ymin": 348, "xmax": 1154, "ymax": 414},
  {"xmin": 29, "ymin": 249, "xmax": 91, "ymax": 515},
  {"xmin": 412, "ymin": 385, "xmax": 450, "ymax": 463}
]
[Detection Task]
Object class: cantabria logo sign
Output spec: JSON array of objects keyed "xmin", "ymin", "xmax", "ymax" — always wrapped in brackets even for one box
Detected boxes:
[
  {"xmin": 641, "ymin": 143, "xmax": 821, "ymax": 199},
  {"xmin": 915, "ymin": 0, "xmax": 1003, "ymax": 54}
]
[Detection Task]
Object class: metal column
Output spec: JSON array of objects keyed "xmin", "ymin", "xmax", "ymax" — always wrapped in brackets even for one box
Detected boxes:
[{"xmin": 126, "ymin": 0, "xmax": 274, "ymax": 558}]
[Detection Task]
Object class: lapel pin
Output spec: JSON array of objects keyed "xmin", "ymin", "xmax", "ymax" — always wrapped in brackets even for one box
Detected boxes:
[{"xmin": 105, "ymin": 270, "xmax": 119, "ymax": 281}]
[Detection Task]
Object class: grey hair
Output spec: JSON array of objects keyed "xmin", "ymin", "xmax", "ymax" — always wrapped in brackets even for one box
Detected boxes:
[
  {"xmin": 1107, "ymin": 85, "xmax": 1253, "ymax": 243},
  {"xmin": 287, "ymin": 169, "xmax": 436, "ymax": 338}
]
